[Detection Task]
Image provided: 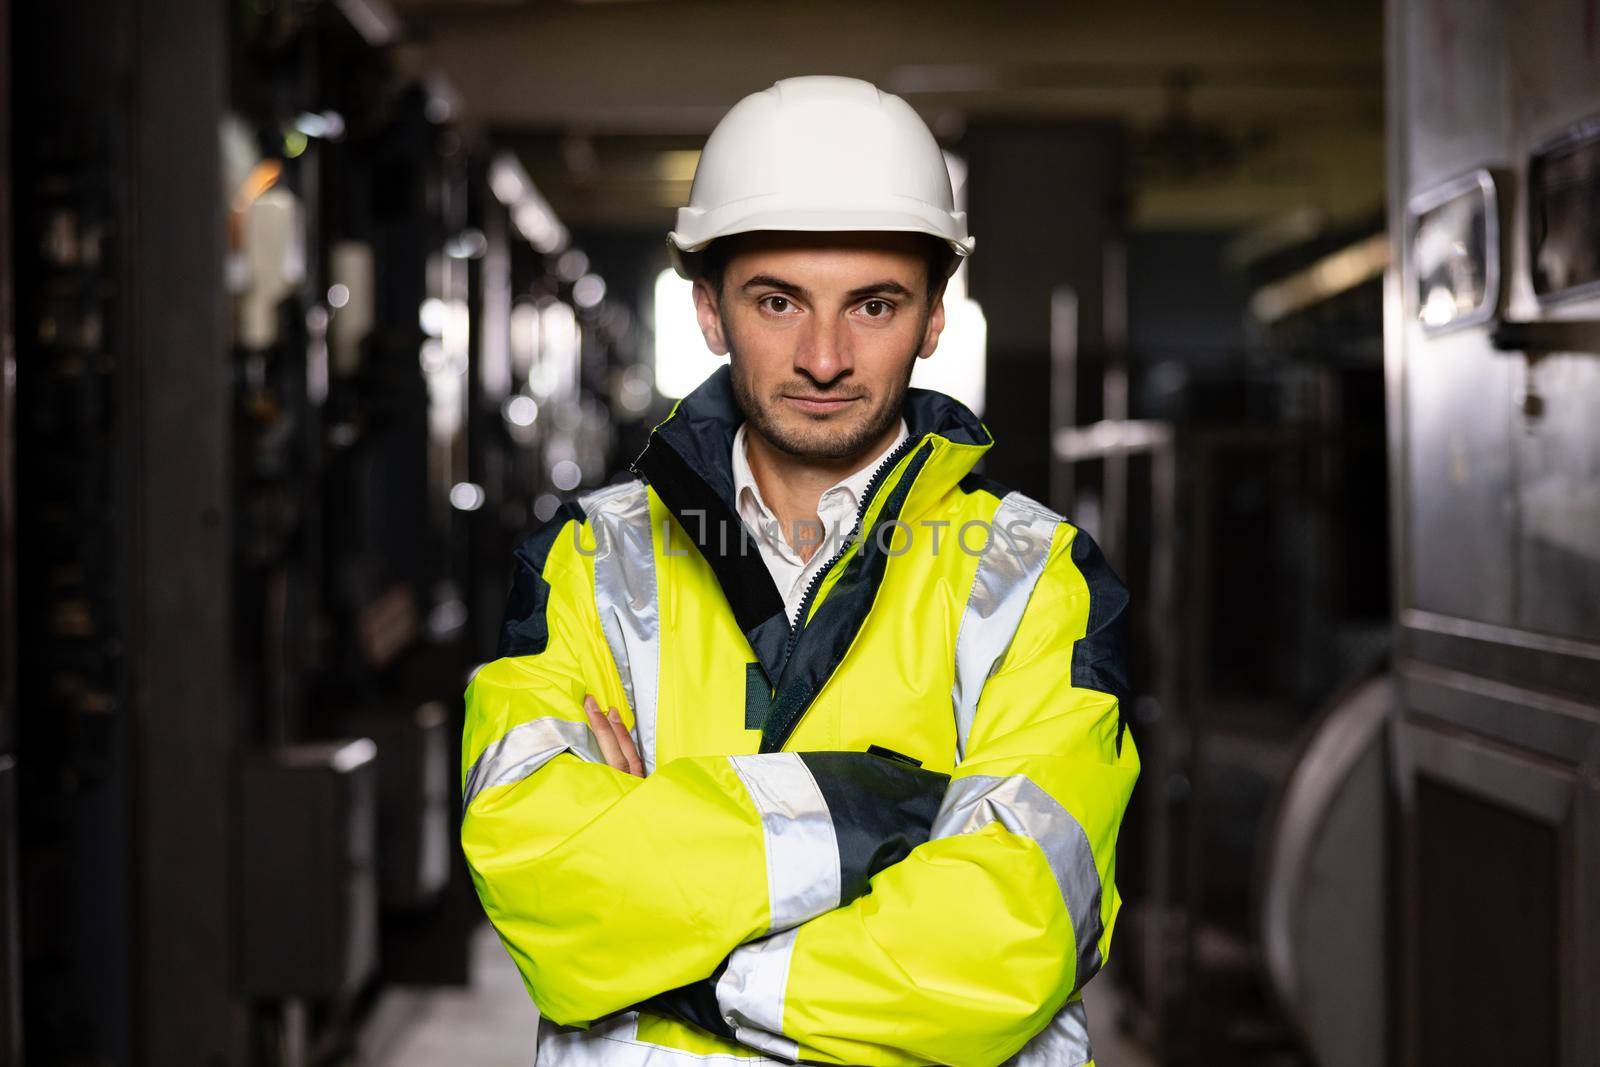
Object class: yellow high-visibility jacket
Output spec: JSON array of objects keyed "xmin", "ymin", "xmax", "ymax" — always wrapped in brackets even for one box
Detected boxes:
[{"xmin": 461, "ymin": 366, "xmax": 1139, "ymax": 1067}]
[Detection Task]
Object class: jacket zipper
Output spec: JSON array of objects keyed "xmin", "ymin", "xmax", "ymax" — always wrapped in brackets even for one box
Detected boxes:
[{"xmin": 778, "ymin": 434, "xmax": 922, "ymax": 664}]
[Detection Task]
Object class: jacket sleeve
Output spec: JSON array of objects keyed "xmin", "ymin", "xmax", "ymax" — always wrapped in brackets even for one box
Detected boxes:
[
  {"xmin": 693, "ymin": 521, "xmax": 1141, "ymax": 1067},
  {"xmin": 460, "ymin": 508, "xmax": 951, "ymax": 1028}
]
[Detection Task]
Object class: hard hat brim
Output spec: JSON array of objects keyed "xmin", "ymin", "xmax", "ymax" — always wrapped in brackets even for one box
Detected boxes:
[{"xmin": 667, "ymin": 206, "xmax": 974, "ymax": 281}]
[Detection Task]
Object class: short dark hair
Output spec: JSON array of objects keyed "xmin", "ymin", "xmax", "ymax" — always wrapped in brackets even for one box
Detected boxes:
[{"xmin": 696, "ymin": 233, "xmax": 952, "ymax": 300}]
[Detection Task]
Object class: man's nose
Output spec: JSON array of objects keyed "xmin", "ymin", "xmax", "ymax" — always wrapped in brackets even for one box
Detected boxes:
[{"xmin": 793, "ymin": 315, "xmax": 851, "ymax": 385}]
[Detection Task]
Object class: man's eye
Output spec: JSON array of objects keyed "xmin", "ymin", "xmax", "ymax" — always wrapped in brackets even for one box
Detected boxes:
[
  {"xmin": 860, "ymin": 299, "xmax": 892, "ymax": 317},
  {"xmin": 761, "ymin": 295, "xmax": 793, "ymax": 313}
]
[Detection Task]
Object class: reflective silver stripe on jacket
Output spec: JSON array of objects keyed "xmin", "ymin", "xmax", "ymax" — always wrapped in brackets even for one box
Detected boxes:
[
  {"xmin": 726, "ymin": 754, "xmax": 841, "ymax": 932},
  {"xmin": 1003, "ymin": 997, "xmax": 1093, "ymax": 1066},
  {"xmin": 715, "ymin": 927, "xmax": 801, "ymax": 1062},
  {"xmin": 535, "ymin": 1011, "xmax": 788, "ymax": 1065},
  {"xmin": 461, "ymin": 717, "xmax": 603, "ymax": 812},
  {"xmin": 580, "ymin": 480, "xmax": 662, "ymax": 774},
  {"xmin": 951, "ymin": 491, "xmax": 1060, "ymax": 763},
  {"xmin": 932, "ymin": 773, "xmax": 1105, "ymax": 987}
]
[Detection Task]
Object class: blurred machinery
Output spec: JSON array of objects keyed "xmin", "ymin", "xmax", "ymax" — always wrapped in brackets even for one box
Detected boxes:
[
  {"xmin": 991, "ymin": 132, "xmax": 1393, "ymax": 1060},
  {"xmin": 1185, "ymin": 3, "xmax": 1600, "ymax": 1065},
  {"xmin": 1055, "ymin": 258, "xmax": 1392, "ymax": 1064},
  {"xmin": 1381, "ymin": 2, "xmax": 1600, "ymax": 1063},
  {"xmin": 1259, "ymin": 674, "xmax": 1392, "ymax": 1067},
  {"xmin": 3, "ymin": 0, "xmax": 650, "ymax": 1062},
  {"xmin": 946, "ymin": 88, "xmax": 1398, "ymax": 1059}
]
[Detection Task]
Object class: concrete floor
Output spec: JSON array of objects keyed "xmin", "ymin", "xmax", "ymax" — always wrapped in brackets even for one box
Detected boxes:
[
  {"xmin": 1082, "ymin": 977, "xmax": 1159, "ymax": 1067},
  {"xmin": 356, "ymin": 925, "xmax": 541, "ymax": 1066},
  {"xmin": 358, "ymin": 924, "xmax": 1156, "ymax": 1067}
]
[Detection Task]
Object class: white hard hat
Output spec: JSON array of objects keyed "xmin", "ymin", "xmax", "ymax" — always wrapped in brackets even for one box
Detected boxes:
[{"xmin": 667, "ymin": 75, "xmax": 975, "ymax": 280}]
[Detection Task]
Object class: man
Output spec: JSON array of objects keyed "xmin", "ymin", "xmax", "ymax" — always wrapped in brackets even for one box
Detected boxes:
[{"xmin": 461, "ymin": 75, "xmax": 1139, "ymax": 1067}]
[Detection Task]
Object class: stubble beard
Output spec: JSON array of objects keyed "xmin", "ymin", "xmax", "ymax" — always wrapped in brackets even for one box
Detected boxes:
[{"xmin": 725, "ymin": 313, "xmax": 923, "ymax": 464}]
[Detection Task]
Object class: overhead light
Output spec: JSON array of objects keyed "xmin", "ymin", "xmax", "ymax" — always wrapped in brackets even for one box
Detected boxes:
[
  {"xmin": 1250, "ymin": 233, "xmax": 1389, "ymax": 324},
  {"xmin": 1225, "ymin": 207, "xmax": 1326, "ymax": 268},
  {"xmin": 513, "ymin": 203, "xmax": 567, "ymax": 254},
  {"xmin": 556, "ymin": 249, "xmax": 589, "ymax": 282},
  {"xmin": 488, "ymin": 155, "xmax": 526, "ymax": 204},
  {"xmin": 333, "ymin": 0, "xmax": 402, "ymax": 47},
  {"xmin": 423, "ymin": 74, "xmax": 461, "ymax": 126},
  {"xmin": 573, "ymin": 274, "xmax": 606, "ymax": 309},
  {"xmin": 424, "ymin": 96, "xmax": 452, "ymax": 125},
  {"xmin": 419, "ymin": 298, "xmax": 447, "ymax": 337},
  {"xmin": 616, "ymin": 365, "xmax": 653, "ymax": 416},
  {"xmin": 550, "ymin": 460, "xmax": 582, "ymax": 491},
  {"xmin": 445, "ymin": 228, "xmax": 488, "ymax": 260},
  {"xmin": 488, "ymin": 152, "xmax": 569, "ymax": 254},
  {"xmin": 293, "ymin": 111, "xmax": 345, "ymax": 141},
  {"xmin": 450, "ymin": 482, "xmax": 486, "ymax": 512},
  {"xmin": 502, "ymin": 394, "xmax": 539, "ymax": 429},
  {"xmin": 655, "ymin": 150, "xmax": 701, "ymax": 183}
]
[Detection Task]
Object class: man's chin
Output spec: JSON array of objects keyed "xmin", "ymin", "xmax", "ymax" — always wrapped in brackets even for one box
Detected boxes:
[{"xmin": 761, "ymin": 417, "xmax": 874, "ymax": 462}]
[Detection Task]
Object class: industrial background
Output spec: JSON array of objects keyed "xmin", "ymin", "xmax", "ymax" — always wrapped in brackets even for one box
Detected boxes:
[{"xmin": 0, "ymin": 0, "xmax": 1597, "ymax": 1064}]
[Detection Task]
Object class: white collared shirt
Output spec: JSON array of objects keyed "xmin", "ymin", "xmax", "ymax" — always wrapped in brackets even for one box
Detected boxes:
[{"xmin": 732, "ymin": 418, "xmax": 910, "ymax": 624}]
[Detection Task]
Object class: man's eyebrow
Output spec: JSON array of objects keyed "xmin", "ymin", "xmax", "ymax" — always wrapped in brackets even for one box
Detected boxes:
[
  {"xmin": 738, "ymin": 275, "xmax": 915, "ymax": 300},
  {"xmin": 740, "ymin": 274, "xmax": 809, "ymax": 298},
  {"xmin": 846, "ymin": 280, "xmax": 914, "ymax": 300}
]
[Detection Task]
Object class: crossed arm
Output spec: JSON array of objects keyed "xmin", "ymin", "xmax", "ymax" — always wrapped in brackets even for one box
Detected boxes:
[{"xmin": 460, "ymin": 521, "xmax": 1139, "ymax": 1067}]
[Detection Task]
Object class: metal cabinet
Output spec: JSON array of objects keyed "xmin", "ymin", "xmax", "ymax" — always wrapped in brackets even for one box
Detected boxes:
[
  {"xmin": 1387, "ymin": 2, "xmax": 1600, "ymax": 1063},
  {"xmin": 240, "ymin": 741, "xmax": 380, "ymax": 1001}
]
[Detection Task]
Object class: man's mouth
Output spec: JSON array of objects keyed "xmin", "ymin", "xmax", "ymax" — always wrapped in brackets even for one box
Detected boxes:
[{"xmin": 781, "ymin": 392, "xmax": 863, "ymax": 415}]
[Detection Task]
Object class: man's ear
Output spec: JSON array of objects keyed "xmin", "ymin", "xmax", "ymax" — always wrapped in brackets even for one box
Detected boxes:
[
  {"xmin": 917, "ymin": 283, "xmax": 947, "ymax": 360},
  {"xmin": 692, "ymin": 278, "xmax": 729, "ymax": 356}
]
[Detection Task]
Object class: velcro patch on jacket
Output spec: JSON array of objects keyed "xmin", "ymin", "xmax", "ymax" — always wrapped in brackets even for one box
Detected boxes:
[{"xmin": 744, "ymin": 662, "xmax": 773, "ymax": 731}]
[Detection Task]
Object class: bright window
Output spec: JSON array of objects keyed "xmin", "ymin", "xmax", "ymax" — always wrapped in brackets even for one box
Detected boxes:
[{"xmin": 653, "ymin": 270, "xmax": 726, "ymax": 399}]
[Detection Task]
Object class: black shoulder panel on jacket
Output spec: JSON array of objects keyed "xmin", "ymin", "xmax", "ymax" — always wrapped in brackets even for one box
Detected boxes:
[
  {"xmin": 1067, "ymin": 526, "xmax": 1132, "ymax": 749},
  {"xmin": 497, "ymin": 500, "xmax": 588, "ymax": 659},
  {"xmin": 957, "ymin": 469, "xmax": 1010, "ymax": 499}
]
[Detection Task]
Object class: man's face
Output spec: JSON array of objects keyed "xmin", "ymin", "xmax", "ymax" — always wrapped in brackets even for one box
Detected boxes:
[{"xmin": 692, "ymin": 231, "xmax": 947, "ymax": 465}]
